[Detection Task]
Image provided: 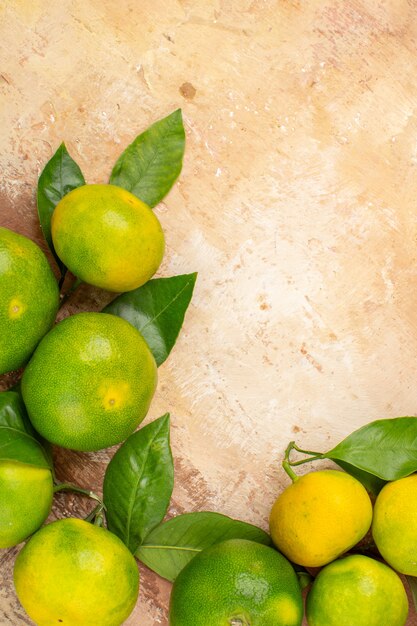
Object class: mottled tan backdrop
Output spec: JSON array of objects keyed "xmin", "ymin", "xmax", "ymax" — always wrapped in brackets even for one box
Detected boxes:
[{"xmin": 1, "ymin": 0, "xmax": 417, "ymax": 624}]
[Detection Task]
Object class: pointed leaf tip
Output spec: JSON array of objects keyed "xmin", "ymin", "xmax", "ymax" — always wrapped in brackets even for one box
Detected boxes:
[
  {"xmin": 103, "ymin": 414, "xmax": 173, "ymax": 553},
  {"xmin": 109, "ymin": 109, "xmax": 185, "ymax": 207},
  {"xmin": 103, "ymin": 273, "xmax": 197, "ymax": 366},
  {"xmin": 136, "ymin": 511, "xmax": 271, "ymax": 582},
  {"xmin": 37, "ymin": 143, "xmax": 85, "ymax": 277}
]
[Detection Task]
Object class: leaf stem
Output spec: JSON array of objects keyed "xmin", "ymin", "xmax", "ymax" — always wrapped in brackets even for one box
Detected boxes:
[
  {"xmin": 94, "ymin": 511, "xmax": 106, "ymax": 527},
  {"xmin": 85, "ymin": 503, "xmax": 106, "ymax": 527},
  {"xmin": 291, "ymin": 442, "xmax": 323, "ymax": 457},
  {"xmin": 53, "ymin": 482, "xmax": 102, "ymax": 504},
  {"xmin": 85, "ymin": 504, "xmax": 101, "ymax": 522},
  {"xmin": 289, "ymin": 454, "xmax": 324, "ymax": 466}
]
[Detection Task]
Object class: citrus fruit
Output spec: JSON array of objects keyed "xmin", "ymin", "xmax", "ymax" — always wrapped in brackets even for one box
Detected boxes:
[
  {"xmin": 0, "ymin": 226, "xmax": 59, "ymax": 374},
  {"xmin": 372, "ymin": 473, "xmax": 417, "ymax": 575},
  {"xmin": 306, "ymin": 554, "xmax": 408, "ymax": 626},
  {"xmin": 51, "ymin": 184, "xmax": 165, "ymax": 292},
  {"xmin": 21, "ymin": 311, "xmax": 157, "ymax": 451},
  {"xmin": 269, "ymin": 469, "xmax": 373, "ymax": 567},
  {"xmin": 169, "ymin": 538, "xmax": 303, "ymax": 626},
  {"xmin": 0, "ymin": 461, "xmax": 53, "ymax": 548},
  {"xmin": 14, "ymin": 517, "xmax": 139, "ymax": 626}
]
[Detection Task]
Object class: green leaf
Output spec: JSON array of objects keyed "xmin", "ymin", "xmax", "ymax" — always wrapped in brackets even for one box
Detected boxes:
[
  {"xmin": 37, "ymin": 142, "xmax": 85, "ymax": 276},
  {"xmin": 333, "ymin": 460, "xmax": 386, "ymax": 496},
  {"xmin": 136, "ymin": 511, "xmax": 272, "ymax": 582},
  {"xmin": 103, "ymin": 414, "xmax": 173, "ymax": 554},
  {"xmin": 109, "ymin": 109, "xmax": 185, "ymax": 207},
  {"xmin": 0, "ymin": 391, "xmax": 35, "ymax": 435},
  {"xmin": 103, "ymin": 273, "xmax": 197, "ymax": 367},
  {"xmin": 0, "ymin": 391, "xmax": 52, "ymax": 469},
  {"xmin": 325, "ymin": 417, "xmax": 417, "ymax": 481}
]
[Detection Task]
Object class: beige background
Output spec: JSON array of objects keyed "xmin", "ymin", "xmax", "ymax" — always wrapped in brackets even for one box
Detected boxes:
[{"xmin": 1, "ymin": 0, "xmax": 417, "ymax": 623}]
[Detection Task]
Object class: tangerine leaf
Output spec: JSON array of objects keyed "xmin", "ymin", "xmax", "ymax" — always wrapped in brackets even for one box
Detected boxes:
[
  {"xmin": 325, "ymin": 417, "xmax": 417, "ymax": 481},
  {"xmin": 136, "ymin": 512, "xmax": 271, "ymax": 582},
  {"xmin": 37, "ymin": 142, "xmax": 85, "ymax": 277},
  {"xmin": 332, "ymin": 460, "xmax": 386, "ymax": 496},
  {"xmin": 109, "ymin": 109, "xmax": 185, "ymax": 207},
  {"xmin": 103, "ymin": 273, "xmax": 197, "ymax": 366},
  {"xmin": 0, "ymin": 391, "xmax": 35, "ymax": 435},
  {"xmin": 0, "ymin": 391, "xmax": 51, "ymax": 469},
  {"xmin": 103, "ymin": 414, "xmax": 173, "ymax": 554}
]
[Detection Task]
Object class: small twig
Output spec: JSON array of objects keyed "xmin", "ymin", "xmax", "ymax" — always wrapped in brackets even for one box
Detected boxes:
[
  {"xmin": 53, "ymin": 481, "xmax": 102, "ymax": 504},
  {"xmin": 282, "ymin": 440, "xmax": 324, "ymax": 481}
]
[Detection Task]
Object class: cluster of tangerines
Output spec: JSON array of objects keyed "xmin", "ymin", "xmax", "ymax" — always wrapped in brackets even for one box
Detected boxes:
[
  {"xmin": 0, "ymin": 141, "xmax": 414, "ymax": 624},
  {"xmin": 0, "ymin": 184, "xmax": 165, "ymax": 624},
  {"xmin": 268, "ymin": 465, "xmax": 414, "ymax": 626}
]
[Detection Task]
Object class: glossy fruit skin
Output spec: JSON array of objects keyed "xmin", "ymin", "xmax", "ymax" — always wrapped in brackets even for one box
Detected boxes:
[
  {"xmin": 372, "ymin": 473, "xmax": 417, "ymax": 575},
  {"xmin": 169, "ymin": 538, "xmax": 303, "ymax": 626},
  {"xmin": 306, "ymin": 554, "xmax": 408, "ymax": 626},
  {"xmin": 51, "ymin": 183, "xmax": 165, "ymax": 292},
  {"xmin": 21, "ymin": 312, "xmax": 157, "ymax": 451},
  {"xmin": 0, "ymin": 461, "xmax": 53, "ymax": 548},
  {"xmin": 269, "ymin": 469, "xmax": 373, "ymax": 567},
  {"xmin": 0, "ymin": 227, "xmax": 59, "ymax": 374},
  {"xmin": 14, "ymin": 518, "xmax": 139, "ymax": 626}
]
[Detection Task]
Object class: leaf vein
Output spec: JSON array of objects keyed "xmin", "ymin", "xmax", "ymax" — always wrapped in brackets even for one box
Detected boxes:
[
  {"xmin": 124, "ymin": 422, "xmax": 166, "ymax": 548},
  {"xmin": 139, "ymin": 279, "xmax": 193, "ymax": 334},
  {"xmin": 140, "ymin": 545, "xmax": 200, "ymax": 553}
]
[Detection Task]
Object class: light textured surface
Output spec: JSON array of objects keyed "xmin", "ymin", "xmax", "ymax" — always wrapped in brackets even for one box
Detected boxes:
[{"xmin": 1, "ymin": 0, "xmax": 417, "ymax": 623}]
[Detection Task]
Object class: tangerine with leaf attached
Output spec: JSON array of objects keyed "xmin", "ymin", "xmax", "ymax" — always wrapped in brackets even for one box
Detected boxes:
[{"xmin": 269, "ymin": 469, "xmax": 373, "ymax": 567}]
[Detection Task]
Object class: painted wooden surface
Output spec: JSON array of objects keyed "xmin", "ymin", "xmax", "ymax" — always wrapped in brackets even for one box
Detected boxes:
[{"xmin": 1, "ymin": 0, "xmax": 417, "ymax": 623}]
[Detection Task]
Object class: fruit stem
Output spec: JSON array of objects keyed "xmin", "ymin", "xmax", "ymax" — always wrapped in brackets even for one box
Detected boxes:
[
  {"xmin": 53, "ymin": 482, "xmax": 103, "ymax": 504},
  {"xmin": 282, "ymin": 459, "xmax": 299, "ymax": 482},
  {"xmin": 282, "ymin": 442, "xmax": 299, "ymax": 481},
  {"xmin": 282, "ymin": 441, "xmax": 324, "ymax": 481}
]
